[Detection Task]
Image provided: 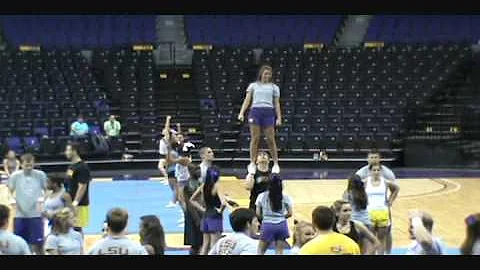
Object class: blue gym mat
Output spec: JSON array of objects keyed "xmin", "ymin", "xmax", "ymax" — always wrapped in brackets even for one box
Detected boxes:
[{"xmin": 84, "ymin": 180, "xmax": 232, "ymax": 235}]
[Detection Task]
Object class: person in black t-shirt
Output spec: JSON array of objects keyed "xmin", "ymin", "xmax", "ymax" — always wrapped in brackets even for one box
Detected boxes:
[
  {"xmin": 64, "ymin": 141, "xmax": 92, "ymax": 235},
  {"xmin": 245, "ymin": 152, "xmax": 271, "ymax": 217}
]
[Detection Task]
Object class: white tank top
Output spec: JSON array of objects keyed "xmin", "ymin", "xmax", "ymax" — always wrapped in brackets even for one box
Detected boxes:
[{"xmin": 365, "ymin": 176, "xmax": 388, "ymax": 211}]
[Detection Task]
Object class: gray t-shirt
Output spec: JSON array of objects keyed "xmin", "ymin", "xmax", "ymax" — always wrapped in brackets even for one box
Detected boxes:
[
  {"xmin": 8, "ymin": 169, "xmax": 47, "ymax": 218},
  {"xmin": 405, "ymin": 237, "xmax": 446, "ymax": 255},
  {"xmin": 255, "ymin": 191, "xmax": 293, "ymax": 224},
  {"xmin": 208, "ymin": 232, "xmax": 258, "ymax": 255},
  {"xmin": 0, "ymin": 230, "xmax": 31, "ymax": 255},
  {"xmin": 88, "ymin": 235, "xmax": 148, "ymax": 255},
  {"xmin": 355, "ymin": 164, "xmax": 396, "ymax": 182},
  {"xmin": 44, "ymin": 229, "xmax": 83, "ymax": 255},
  {"xmin": 247, "ymin": 82, "xmax": 280, "ymax": 108}
]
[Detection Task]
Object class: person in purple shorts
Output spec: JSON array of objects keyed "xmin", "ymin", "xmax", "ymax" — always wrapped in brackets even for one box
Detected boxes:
[
  {"xmin": 238, "ymin": 64, "xmax": 282, "ymax": 175},
  {"xmin": 190, "ymin": 166, "xmax": 226, "ymax": 255},
  {"xmin": 8, "ymin": 153, "xmax": 48, "ymax": 255},
  {"xmin": 255, "ymin": 174, "xmax": 293, "ymax": 255}
]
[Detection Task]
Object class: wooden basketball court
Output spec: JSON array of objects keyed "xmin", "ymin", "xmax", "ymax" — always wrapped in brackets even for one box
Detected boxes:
[
  {"xmin": 218, "ymin": 176, "xmax": 479, "ymax": 248},
  {"xmin": 1, "ymin": 176, "xmax": 478, "ymax": 250}
]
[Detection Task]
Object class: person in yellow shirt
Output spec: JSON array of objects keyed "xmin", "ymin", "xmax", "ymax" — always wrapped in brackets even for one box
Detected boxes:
[{"xmin": 299, "ymin": 205, "xmax": 360, "ymax": 255}]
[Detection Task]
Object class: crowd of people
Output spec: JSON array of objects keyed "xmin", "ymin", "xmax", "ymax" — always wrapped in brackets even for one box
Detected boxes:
[{"xmin": 0, "ymin": 64, "xmax": 479, "ymax": 255}]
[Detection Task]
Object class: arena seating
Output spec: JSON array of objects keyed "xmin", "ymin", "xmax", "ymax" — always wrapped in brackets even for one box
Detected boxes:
[
  {"xmin": 0, "ymin": 49, "xmax": 110, "ymax": 157},
  {"xmin": 184, "ymin": 15, "xmax": 343, "ymax": 47},
  {"xmin": 365, "ymin": 15, "xmax": 480, "ymax": 43},
  {"xmin": 0, "ymin": 15, "xmax": 478, "ymax": 163},
  {"xmin": 193, "ymin": 44, "xmax": 470, "ymax": 153},
  {"xmin": 0, "ymin": 15, "xmax": 156, "ymax": 49}
]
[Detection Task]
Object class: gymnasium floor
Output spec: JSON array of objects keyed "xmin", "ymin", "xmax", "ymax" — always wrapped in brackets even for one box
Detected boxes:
[{"xmin": 1, "ymin": 167, "xmax": 479, "ymax": 255}]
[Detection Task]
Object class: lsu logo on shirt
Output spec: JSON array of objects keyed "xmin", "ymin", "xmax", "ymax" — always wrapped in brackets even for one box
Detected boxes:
[
  {"xmin": 256, "ymin": 176, "xmax": 268, "ymax": 184},
  {"xmin": 330, "ymin": 245, "xmax": 344, "ymax": 254}
]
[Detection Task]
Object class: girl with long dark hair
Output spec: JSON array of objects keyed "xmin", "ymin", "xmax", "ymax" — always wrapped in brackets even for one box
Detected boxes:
[{"xmin": 255, "ymin": 174, "xmax": 293, "ymax": 255}]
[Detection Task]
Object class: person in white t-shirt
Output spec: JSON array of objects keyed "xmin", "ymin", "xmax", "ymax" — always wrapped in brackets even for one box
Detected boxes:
[{"xmin": 208, "ymin": 208, "xmax": 259, "ymax": 255}]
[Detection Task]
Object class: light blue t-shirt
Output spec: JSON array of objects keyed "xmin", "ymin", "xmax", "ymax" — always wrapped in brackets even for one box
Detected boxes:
[
  {"xmin": 405, "ymin": 237, "xmax": 446, "ymax": 255},
  {"xmin": 247, "ymin": 82, "xmax": 280, "ymax": 108},
  {"xmin": 88, "ymin": 235, "xmax": 148, "ymax": 255},
  {"xmin": 342, "ymin": 191, "xmax": 372, "ymax": 227},
  {"xmin": 208, "ymin": 232, "xmax": 258, "ymax": 255},
  {"xmin": 255, "ymin": 191, "xmax": 292, "ymax": 224},
  {"xmin": 44, "ymin": 228, "xmax": 83, "ymax": 255},
  {"xmin": 8, "ymin": 169, "xmax": 47, "ymax": 218},
  {"xmin": 0, "ymin": 230, "xmax": 31, "ymax": 255},
  {"xmin": 70, "ymin": 121, "xmax": 89, "ymax": 136}
]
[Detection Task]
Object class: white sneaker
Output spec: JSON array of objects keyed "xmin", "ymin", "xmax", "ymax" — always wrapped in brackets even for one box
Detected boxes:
[
  {"xmin": 272, "ymin": 164, "xmax": 280, "ymax": 174},
  {"xmin": 165, "ymin": 201, "xmax": 177, "ymax": 208},
  {"xmin": 178, "ymin": 223, "xmax": 185, "ymax": 228},
  {"xmin": 247, "ymin": 162, "xmax": 256, "ymax": 174}
]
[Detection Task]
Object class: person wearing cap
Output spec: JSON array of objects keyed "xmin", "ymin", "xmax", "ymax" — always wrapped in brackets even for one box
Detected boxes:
[{"xmin": 255, "ymin": 174, "xmax": 293, "ymax": 255}]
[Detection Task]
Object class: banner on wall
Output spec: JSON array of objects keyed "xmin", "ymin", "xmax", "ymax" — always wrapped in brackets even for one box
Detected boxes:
[
  {"xmin": 132, "ymin": 44, "xmax": 154, "ymax": 51},
  {"xmin": 304, "ymin": 43, "xmax": 324, "ymax": 50},
  {"xmin": 364, "ymin": 42, "xmax": 384, "ymax": 48},
  {"xmin": 192, "ymin": 44, "xmax": 213, "ymax": 50},
  {"xmin": 19, "ymin": 45, "xmax": 41, "ymax": 52}
]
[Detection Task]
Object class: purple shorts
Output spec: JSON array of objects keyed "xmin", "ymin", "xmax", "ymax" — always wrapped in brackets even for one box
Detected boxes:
[
  {"xmin": 14, "ymin": 217, "xmax": 44, "ymax": 245},
  {"xmin": 248, "ymin": 107, "xmax": 276, "ymax": 128},
  {"xmin": 260, "ymin": 220, "xmax": 289, "ymax": 242},
  {"xmin": 201, "ymin": 216, "xmax": 223, "ymax": 233}
]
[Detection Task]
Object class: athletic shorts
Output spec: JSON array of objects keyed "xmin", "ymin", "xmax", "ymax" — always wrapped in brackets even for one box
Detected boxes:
[
  {"xmin": 14, "ymin": 217, "xmax": 44, "ymax": 244},
  {"xmin": 75, "ymin": 206, "xmax": 90, "ymax": 228},
  {"xmin": 248, "ymin": 107, "xmax": 276, "ymax": 128},
  {"xmin": 368, "ymin": 209, "xmax": 390, "ymax": 228}
]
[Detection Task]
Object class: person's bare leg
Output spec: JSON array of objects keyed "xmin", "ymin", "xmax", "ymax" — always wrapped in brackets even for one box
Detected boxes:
[
  {"xmin": 257, "ymin": 240, "xmax": 269, "ymax": 255},
  {"xmin": 200, "ymin": 233, "xmax": 210, "ymax": 255},
  {"xmin": 386, "ymin": 226, "xmax": 393, "ymax": 254},
  {"xmin": 376, "ymin": 227, "xmax": 388, "ymax": 255},
  {"xmin": 275, "ymin": 240, "xmax": 284, "ymax": 255},
  {"xmin": 210, "ymin": 232, "xmax": 222, "ymax": 250},
  {"xmin": 248, "ymin": 124, "xmax": 261, "ymax": 174},
  {"xmin": 263, "ymin": 126, "xmax": 280, "ymax": 173}
]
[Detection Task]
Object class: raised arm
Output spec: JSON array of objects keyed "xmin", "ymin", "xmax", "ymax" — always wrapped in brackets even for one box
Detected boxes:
[
  {"xmin": 409, "ymin": 210, "xmax": 434, "ymax": 252},
  {"xmin": 162, "ymin": 115, "xmax": 172, "ymax": 142}
]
